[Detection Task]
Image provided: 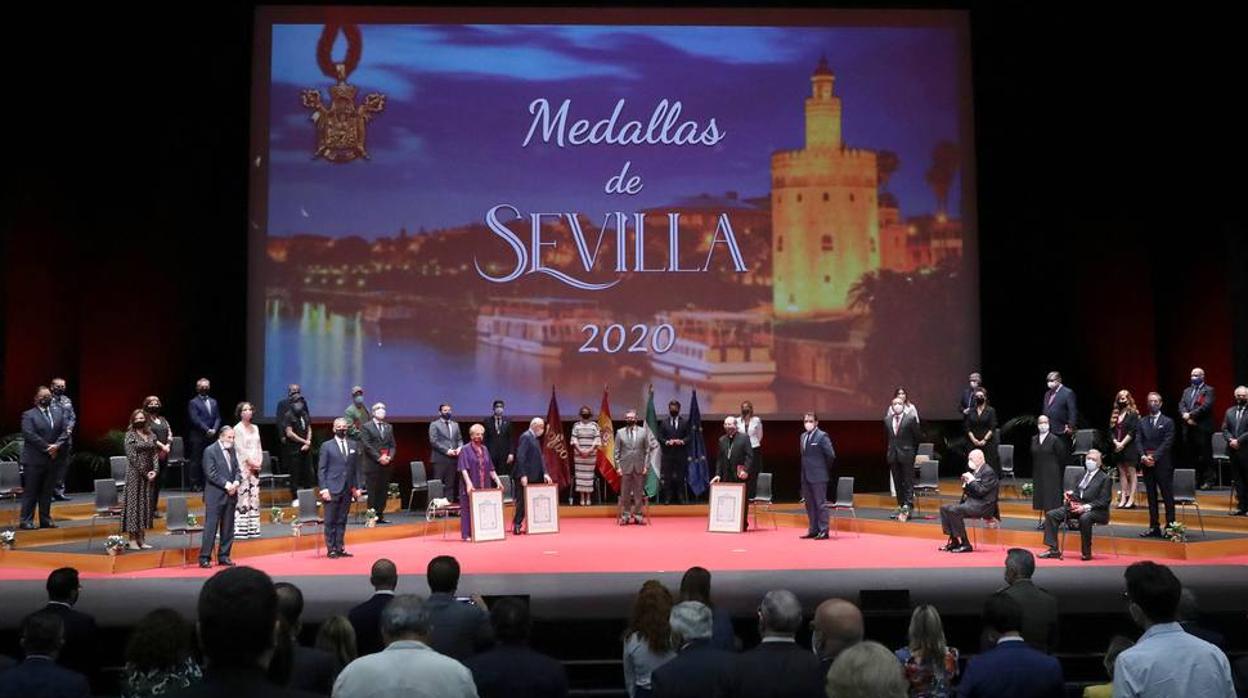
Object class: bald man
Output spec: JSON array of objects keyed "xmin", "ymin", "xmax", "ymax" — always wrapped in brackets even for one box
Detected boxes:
[
  {"xmin": 813, "ymin": 598, "xmax": 864, "ymax": 677},
  {"xmin": 939, "ymin": 448, "xmax": 1000, "ymax": 553}
]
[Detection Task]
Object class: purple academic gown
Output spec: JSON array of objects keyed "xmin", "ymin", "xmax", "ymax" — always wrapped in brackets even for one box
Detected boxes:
[{"xmin": 458, "ymin": 442, "xmax": 495, "ymax": 539}]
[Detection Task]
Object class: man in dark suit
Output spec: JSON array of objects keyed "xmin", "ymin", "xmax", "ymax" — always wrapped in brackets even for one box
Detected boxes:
[
  {"xmin": 465, "ymin": 597, "xmax": 568, "ymax": 698},
  {"xmin": 358, "ymin": 404, "xmax": 396, "ymax": 524},
  {"xmin": 166, "ymin": 567, "xmax": 320, "ymax": 698},
  {"xmin": 274, "ymin": 383, "xmax": 303, "ymax": 432},
  {"xmin": 348, "ymin": 559, "xmax": 398, "ymax": 656},
  {"xmin": 717, "ymin": 590, "xmax": 823, "ymax": 698},
  {"xmin": 199, "ymin": 426, "xmax": 241, "ymax": 568},
  {"xmin": 885, "ymin": 396, "xmax": 922, "ymax": 522},
  {"xmin": 424, "ymin": 555, "xmax": 493, "ymax": 661},
  {"xmin": 1041, "ymin": 371, "xmax": 1078, "ymax": 444},
  {"xmin": 429, "ymin": 403, "xmax": 464, "ymax": 502},
  {"xmin": 650, "ymin": 601, "xmax": 734, "ymax": 698},
  {"xmin": 186, "ymin": 378, "xmax": 221, "ymax": 492},
  {"xmin": 483, "ymin": 399, "xmax": 514, "ymax": 477},
  {"xmin": 0, "ymin": 612, "xmax": 90, "ymax": 698},
  {"xmin": 513, "ymin": 418, "xmax": 552, "ymax": 535},
  {"xmin": 798, "ymin": 412, "xmax": 836, "ymax": 539},
  {"xmin": 996, "ymin": 549, "xmax": 1059, "ymax": 652},
  {"xmin": 658, "ymin": 399, "xmax": 691, "ymax": 504},
  {"xmin": 1138, "ymin": 391, "xmax": 1178, "ymax": 536},
  {"xmin": 957, "ymin": 595, "xmax": 1064, "ymax": 698},
  {"xmin": 275, "ymin": 582, "xmax": 338, "ymax": 695},
  {"xmin": 712, "ymin": 417, "xmax": 754, "ymax": 530},
  {"xmin": 939, "ymin": 449, "xmax": 999, "ymax": 553},
  {"xmin": 19, "ymin": 386, "xmax": 69, "ymax": 530},
  {"xmin": 1180, "ymin": 367, "xmax": 1217, "ymax": 489},
  {"xmin": 39, "ymin": 568, "xmax": 98, "ymax": 686},
  {"xmin": 1040, "ymin": 449, "xmax": 1112, "ymax": 560},
  {"xmin": 1222, "ymin": 385, "xmax": 1248, "ymax": 515},
  {"xmin": 959, "ymin": 371, "xmax": 983, "ymax": 416},
  {"xmin": 319, "ymin": 418, "xmax": 362, "ymax": 558}
]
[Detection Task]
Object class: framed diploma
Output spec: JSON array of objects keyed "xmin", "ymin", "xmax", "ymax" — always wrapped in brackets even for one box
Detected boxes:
[
  {"xmin": 469, "ymin": 488, "xmax": 505, "ymax": 542},
  {"xmin": 708, "ymin": 482, "xmax": 746, "ymax": 533},
  {"xmin": 524, "ymin": 482, "xmax": 560, "ymax": 535}
]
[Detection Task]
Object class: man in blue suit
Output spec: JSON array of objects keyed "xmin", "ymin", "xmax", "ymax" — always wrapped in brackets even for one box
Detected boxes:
[
  {"xmin": 186, "ymin": 378, "xmax": 221, "ymax": 492},
  {"xmin": 0, "ymin": 612, "xmax": 90, "ymax": 698},
  {"xmin": 199, "ymin": 426, "xmax": 241, "ymax": 568},
  {"xmin": 1137, "ymin": 391, "xmax": 1177, "ymax": 537},
  {"xmin": 1042, "ymin": 371, "xmax": 1079, "ymax": 444},
  {"xmin": 19, "ymin": 386, "xmax": 70, "ymax": 530},
  {"xmin": 957, "ymin": 594, "xmax": 1063, "ymax": 698},
  {"xmin": 799, "ymin": 412, "xmax": 836, "ymax": 539},
  {"xmin": 512, "ymin": 418, "xmax": 552, "ymax": 535},
  {"xmin": 319, "ymin": 418, "xmax": 362, "ymax": 558}
]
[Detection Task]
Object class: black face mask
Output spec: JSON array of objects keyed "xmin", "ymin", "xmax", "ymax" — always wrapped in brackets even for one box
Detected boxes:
[
  {"xmin": 134, "ymin": 421, "xmax": 147, "ymax": 430},
  {"xmin": 974, "ymin": 395, "xmax": 986, "ymax": 405},
  {"xmin": 292, "ymin": 402, "xmax": 306, "ymax": 414},
  {"xmin": 669, "ymin": 409, "xmax": 680, "ymax": 417},
  {"xmin": 1238, "ymin": 398, "xmax": 1248, "ymax": 407},
  {"xmin": 1117, "ymin": 400, "xmax": 1127, "ymax": 407},
  {"xmin": 146, "ymin": 404, "xmax": 161, "ymax": 415},
  {"xmin": 37, "ymin": 397, "xmax": 52, "ymax": 408},
  {"xmin": 334, "ymin": 429, "xmax": 348, "ymax": 439},
  {"xmin": 197, "ymin": 387, "xmax": 209, "ymax": 396},
  {"xmin": 580, "ymin": 412, "xmax": 592, "ymax": 420},
  {"xmin": 626, "ymin": 420, "xmax": 637, "ymax": 426},
  {"xmin": 51, "ymin": 386, "xmax": 65, "ymax": 396}
]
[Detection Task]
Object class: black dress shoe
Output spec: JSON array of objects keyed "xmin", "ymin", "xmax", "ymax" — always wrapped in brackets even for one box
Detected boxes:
[
  {"xmin": 1139, "ymin": 529, "xmax": 1163, "ymax": 538},
  {"xmin": 813, "ymin": 531, "xmax": 830, "ymax": 540},
  {"xmin": 53, "ymin": 494, "xmax": 71, "ymax": 502},
  {"xmin": 18, "ymin": 523, "xmax": 36, "ymax": 530},
  {"xmin": 217, "ymin": 559, "xmax": 236, "ymax": 567},
  {"xmin": 800, "ymin": 532, "xmax": 816, "ymax": 539},
  {"xmin": 1038, "ymin": 549, "xmax": 1062, "ymax": 560},
  {"xmin": 940, "ymin": 539, "xmax": 960, "ymax": 552},
  {"xmin": 39, "ymin": 522, "xmax": 58, "ymax": 529},
  {"xmin": 338, "ymin": 550, "xmax": 354, "ymax": 558},
  {"xmin": 327, "ymin": 551, "xmax": 340, "ymax": 559},
  {"xmin": 1080, "ymin": 554, "xmax": 1093, "ymax": 561},
  {"xmin": 376, "ymin": 518, "xmax": 391, "ymax": 525},
  {"xmin": 199, "ymin": 560, "xmax": 213, "ymax": 569},
  {"xmin": 951, "ymin": 544, "xmax": 974, "ymax": 553},
  {"xmin": 514, "ymin": 524, "xmax": 523, "ymax": 535}
]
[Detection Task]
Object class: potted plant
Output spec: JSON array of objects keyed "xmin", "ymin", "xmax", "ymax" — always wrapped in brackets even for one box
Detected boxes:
[
  {"xmin": 270, "ymin": 506, "xmax": 285, "ymax": 524},
  {"xmin": 388, "ymin": 482, "xmax": 400, "ymax": 500},
  {"xmin": 1164, "ymin": 522, "xmax": 1188, "ymax": 543},
  {"xmin": 364, "ymin": 508, "xmax": 378, "ymax": 528},
  {"xmin": 0, "ymin": 530, "xmax": 16, "ymax": 550},
  {"xmin": 104, "ymin": 535, "xmax": 127, "ymax": 556},
  {"xmin": 1021, "ymin": 482, "xmax": 1034, "ymax": 497},
  {"xmin": 186, "ymin": 513, "xmax": 199, "ymax": 528}
]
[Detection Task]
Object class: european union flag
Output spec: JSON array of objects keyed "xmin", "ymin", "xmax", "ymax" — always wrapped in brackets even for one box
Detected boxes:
[{"xmin": 687, "ymin": 390, "xmax": 710, "ymax": 497}]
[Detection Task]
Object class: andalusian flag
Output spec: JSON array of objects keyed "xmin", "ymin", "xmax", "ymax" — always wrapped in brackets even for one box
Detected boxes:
[
  {"xmin": 643, "ymin": 385, "xmax": 662, "ymax": 499},
  {"xmin": 595, "ymin": 387, "xmax": 621, "ymax": 493},
  {"xmin": 542, "ymin": 387, "xmax": 572, "ymax": 490}
]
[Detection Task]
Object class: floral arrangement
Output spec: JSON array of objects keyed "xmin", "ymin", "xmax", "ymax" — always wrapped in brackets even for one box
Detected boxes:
[
  {"xmin": 270, "ymin": 506, "xmax": 285, "ymax": 524},
  {"xmin": 1164, "ymin": 522, "xmax": 1187, "ymax": 543},
  {"xmin": 0, "ymin": 530, "xmax": 16, "ymax": 549},
  {"xmin": 104, "ymin": 535, "xmax": 127, "ymax": 554},
  {"xmin": 388, "ymin": 482, "xmax": 401, "ymax": 499},
  {"xmin": 186, "ymin": 513, "xmax": 199, "ymax": 528},
  {"xmin": 364, "ymin": 508, "xmax": 379, "ymax": 527},
  {"xmin": 1021, "ymin": 482, "xmax": 1034, "ymax": 496}
]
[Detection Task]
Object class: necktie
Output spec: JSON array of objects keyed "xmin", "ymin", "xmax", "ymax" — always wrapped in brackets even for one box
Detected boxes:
[
  {"xmin": 44, "ymin": 408, "xmax": 53, "ymax": 427},
  {"xmin": 496, "ymin": 417, "xmax": 501, "ymax": 432},
  {"xmin": 893, "ymin": 415, "xmax": 900, "ymax": 435},
  {"xmin": 225, "ymin": 448, "xmax": 234, "ymax": 475},
  {"xmin": 339, "ymin": 439, "xmax": 346, "ymax": 457},
  {"xmin": 1047, "ymin": 390, "xmax": 1056, "ymax": 407}
]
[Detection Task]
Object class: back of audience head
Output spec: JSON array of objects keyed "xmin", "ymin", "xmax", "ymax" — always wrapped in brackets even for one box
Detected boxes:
[
  {"xmin": 678, "ymin": 566, "xmax": 714, "ymax": 607},
  {"xmin": 1003, "ymin": 548, "xmax": 1036, "ymax": 585},
  {"xmin": 813, "ymin": 598, "xmax": 863, "ymax": 662},
  {"xmin": 371, "ymin": 558, "xmax": 398, "ymax": 592},
  {"xmin": 46, "ymin": 567, "xmax": 81, "ymax": 605},
  {"xmin": 427, "ymin": 555, "xmax": 460, "ymax": 594},
  {"xmin": 627, "ymin": 580, "xmax": 674, "ymax": 653},
  {"xmin": 668, "ymin": 601, "xmax": 712, "ymax": 649},
  {"xmin": 197, "ymin": 566, "xmax": 280, "ymax": 671},
  {"xmin": 1124, "ymin": 561, "xmax": 1181, "ymax": 628},
  {"xmin": 274, "ymin": 582, "xmax": 305, "ymax": 636},
  {"xmin": 125, "ymin": 608, "xmax": 195, "ymax": 672},
  {"xmin": 21, "ymin": 611, "xmax": 65, "ymax": 659},
  {"xmin": 490, "ymin": 597, "xmax": 532, "ymax": 646},
  {"xmin": 316, "ymin": 616, "xmax": 358, "ymax": 670},
  {"xmin": 759, "ymin": 589, "xmax": 803, "ymax": 638},
  {"xmin": 1102, "ymin": 635, "xmax": 1134, "ymax": 680},
  {"xmin": 981, "ymin": 593, "xmax": 1023, "ymax": 643},
  {"xmin": 907, "ymin": 605, "xmax": 949, "ymax": 666},
  {"xmin": 380, "ymin": 595, "xmax": 433, "ymax": 646},
  {"xmin": 825, "ymin": 640, "xmax": 908, "ymax": 698}
]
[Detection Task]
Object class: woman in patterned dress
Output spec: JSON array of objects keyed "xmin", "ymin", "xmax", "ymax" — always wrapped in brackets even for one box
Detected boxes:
[
  {"xmin": 894, "ymin": 605, "xmax": 959, "ymax": 697},
  {"xmin": 122, "ymin": 608, "xmax": 202, "ymax": 698},
  {"xmin": 123, "ymin": 409, "xmax": 159, "ymax": 550},
  {"xmin": 571, "ymin": 406, "xmax": 601, "ymax": 506},
  {"xmin": 232, "ymin": 402, "xmax": 263, "ymax": 539}
]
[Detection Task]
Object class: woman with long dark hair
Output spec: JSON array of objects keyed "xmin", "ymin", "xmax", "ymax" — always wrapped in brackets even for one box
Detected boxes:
[
  {"xmin": 622, "ymin": 580, "xmax": 676, "ymax": 698},
  {"xmin": 123, "ymin": 409, "xmax": 159, "ymax": 550},
  {"xmin": 122, "ymin": 608, "xmax": 202, "ymax": 697}
]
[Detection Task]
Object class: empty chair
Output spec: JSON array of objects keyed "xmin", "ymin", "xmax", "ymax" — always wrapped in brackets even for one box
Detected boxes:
[
  {"xmin": 1072, "ymin": 429, "xmax": 1097, "ymax": 460},
  {"xmin": 998, "ymin": 444, "xmax": 1019, "ymax": 496},
  {"xmin": 0, "ymin": 462, "xmax": 20, "ymax": 525},
  {"xmin": 911, "ymin": 460, "xmax": 941, "ymax": 516},
  {"xmin": 749, "ymin": 472, "xmax": 776, "ymax": 530},
  {"xmin": 917, "ymin": 443, "xmax": 937, "ymax": 460},
  {"xmin": 88, "ymin": 479, "xmax": 123, "ymax": 550},
  {"xmin": 407, "ymin": 461, "xmax": 429, "ymax": 511},
  {"xmin": 424, "ymin": 480, "xmax": 460, "ymax": 539},
  {"xmin": 499, "ymin": 474, "xmax": 515, "ymax": 505},
  {"xmin": 165, "ymin": 496, "xmax": 202, "ymax": 566},
  {"xmin": 291, "ymin": 488, "xmax": 324, "ymax": 557},
  {"xmin": 109, "ymin": 456, "xmax": 128, "ymax": 490},
  {"xmin": 825, "ymin": 476, "xmax": 858, "ymax": 538},
  {"xmin": 1172, "ymin": 468, "xmax": 1206, "ymax": 538},
  {"xmin": 166, "ymin": 436, "xmax": 188, "ymax": 490},
  {"xmin": 259, "ymin": 451, "xmax": 290, "ymax": 503},
  {"xmin": 1211, "ymin": 434, "xmax": 1233, "ymax": 509}
]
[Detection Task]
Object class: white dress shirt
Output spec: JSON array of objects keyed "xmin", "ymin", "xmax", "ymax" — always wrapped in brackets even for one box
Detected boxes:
[
  {"xmin": 333, "ymin": 640, "xmax": 478, "ymax": 698},
  {"xmin": 1112, "ymin": 622, "xmax": 1234, "ymax": 698}
]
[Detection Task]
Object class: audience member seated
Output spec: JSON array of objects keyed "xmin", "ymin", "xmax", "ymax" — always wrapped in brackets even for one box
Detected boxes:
[
  {"xmin": 275, "ymin": 582, "xmax": 338, "ymax": 695},
  {"xmin": 956, "ymin": 594, "xmax": 1063, "ymax": 698},
  {"xmin": 1081, "ymin": 635, "xmax": 1133, "ymax": 698},
  {"xmin": 718, "ymin": 589, "xmax": 824, "ymax": 698},
  {"xmin": 424, "ymin": 555, "xmax": 493, "ymax": 661},
  {"xmin": 1177, "ymin": 587, "xmax": 1226, "ymax": 649},
  {"xmin": 812, "ymin": 597, "xmax": 864, "ymax": 678},
  {"xmin": 41, "ymin": 568, "xmax": 98, "ymax": 687},
  {"xmin": 827, "ymin": 640, "xmax": 909, "ymax": 698},
  {"xmin": 894, "ymin": 605, "xmax": 958, "ymax": 697},
  {"xmin": 623, "ymin": 580, "xmax": 676, "ymax": 698},
  {"xmin": 650, "ymin": 601, "xmax": 735, "ymax": 698},
  {"xmin": 996, "ymin": 548, "xmax": 1059, "ymax": 651},
  {"xmin": 1113, "ymin": 561, "xmax": 1234, "ymax": 697},
  {"xmin": 332, "ymin": 595, "xmax": 477, "ymax": 698},
  {"xmin": 0, "ymin": 612, "xmax": 90, "ymax": 698},
  {"xmin": 465, "ymin": 597, "xmax": 568, "ymax": 698},
  {"xmin": 348, "ymin": 558, "xmax": 398, "ymax": 656},
  {"xmin": 166, "ymin": 566, "xmax": 319, "ymax": 698},
  {"xmin": 122, "ymin": 608, "xmax": 202, "ymax": 698},
  {"xmin": 313, "ymin": 616, "xmax": 357, "ymax": 684},
  {"xmin": 677, "ymin": 566, "xmax": 736, "ymax": 651}
]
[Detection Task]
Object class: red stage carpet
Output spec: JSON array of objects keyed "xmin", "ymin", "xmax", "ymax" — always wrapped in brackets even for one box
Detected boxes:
[{"xmin": 3, "ymin": 517, "xmax": 1246, "ymax": 582}]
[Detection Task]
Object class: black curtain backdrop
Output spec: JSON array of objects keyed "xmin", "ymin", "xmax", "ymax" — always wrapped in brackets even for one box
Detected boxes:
[{"xmin": 3, "ymin": 3, "xmax": 1245, "ymax": 500}]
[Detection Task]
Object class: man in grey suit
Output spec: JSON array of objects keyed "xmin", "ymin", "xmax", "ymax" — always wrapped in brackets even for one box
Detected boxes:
[
  {"xmin": 799, "ymin": 412, "xmax": 837, "ymax": 539},
  {"xmin": 19, "ymin": 386, "xmax": 70, "ymax": 530},
  {"xmin": 199, "ymin": 426, "xmax": 241, "ymax": 568},
  {"xmin": 319, "ymin": 418, "xmax": 362, "ymax": 558},
  {"xmin": 429, "ymin": 403, "xmax": 463, "ymax": 503},
  {"xmin": 359, "ymin": 402, "xmax": 397, "ymax": 524},
  {"xmin": 615, "ymin": 410, "xmax": 652, "ymax": 525},
  {"xmin": 996, "ymin": 548, "xmax": 1059, "ymax": 652},
  {"xmin": 885, "ymin": 396, "xmax": 922, "ymax": 522}
]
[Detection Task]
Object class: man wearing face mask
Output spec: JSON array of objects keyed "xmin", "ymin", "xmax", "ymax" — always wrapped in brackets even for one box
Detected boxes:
[
  {"xmin": 1039, "ymin": 449, "xmax": 1111, "ymax": 560},
  {"xmin": 430, "ymin": 403, "xmax": 464, "ymax": 503},
  {"xmin": 711, "ymin": 417, "xmax": 753, "ymax": 531},
  {"xmin": 1137, "ymin": 392, "xmax": 1177, "ymax": 537},
  {"xmin": 19, "ymin": 386, "xmax": 70, "ymax": 530},
  {"xmin": 658, "ymin": 400, "xmax": 691, "ymax": 505},
  {"xmin": 483, "ymin": 399, "xmax": 514, "ymax": 478},
  {"xmin": 279, "ymin": 394, "xmax": 314, "ymax": 505},
  {"xmin": 615, "ymin": 409, "xmax": 652, "ymax": 525},
  {"xmin": 959, "ymin": 372, "xmax": 983, "ymax": 416},
  {"xmin": 886, "ymin": 396, "xmax": 922, "ymax": 522},
  {"xmin": 1030, "ymin": 416, "xmax": 1068, "ymax": 529},
  {"xmin": 360, "ymin": 402, "xmax": 397, "ymax": 524},
  {"xmin": 798, "ymin": 412, "xmax": 836, "ymax": 539},
  {"xmin": 320, "ymin": 418, "xmax": 362, "ymax": 558},
  {"xmin": 1179, "ymin": 367, "xmax": 1217, "ymax": 489},
  {"xmin": 49, "ymin": 377, "xmax": 76, "ymax": 502},
  {"xmin": 1222, "ymin": 386, "xmax": 1248, "ymax": 516},
  {"xmin": 199, "ymin": 426, "xmax": 240, "ymax": 568},
  {"xmin": 186, "ymin": 378, "xmax": 220, "ymax": 493},
  {"xmin": 344, "ymin": 386, "xmax": 368, "ymax": 440},
  {"xmin": 513, "ymin": 418, "xmax": 552, "ymax": 535},
  {"xmin": 1041, "ymin": 371, "xmax": 1078, "ymax": 448},
  {"xmin": 274, "ymin": 383, "xmax": 305, "ymax": 433},
  {"xmin": 939, "ymin": 449, "xmax": 999, "ymax": 553}
]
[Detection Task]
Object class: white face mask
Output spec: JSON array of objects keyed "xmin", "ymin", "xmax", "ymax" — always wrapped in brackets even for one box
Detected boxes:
[
  {"xmin": 967, "ymin": 459, "xmax": 977, "ymax": 471},
  {"xmin": 374, "ymin": 410, "xmax": 386, "ymax": 421},
  {"xmin": 803, "ymin": 421, "xmax": 816, "ymax": 432},
  {"xmin": 1038, "ymin": 423, "xmax": 1050, "ymax": 434},
  {"xmin": 892, "ymin": 404, "xmax": 904, "ymax": 415},
  {"xmin": 1047, "ymin": 380, "xmax": 1058, "ymax": 390},
  {"xmin": 1086, "ymin": 460, "xmax": 1100, "ymax": 471}
]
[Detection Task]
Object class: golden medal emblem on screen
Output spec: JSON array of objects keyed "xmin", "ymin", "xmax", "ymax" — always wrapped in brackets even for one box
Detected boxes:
[{"xmin": 300, "ymin": 24, "xmax": 385, "ymax": 163}]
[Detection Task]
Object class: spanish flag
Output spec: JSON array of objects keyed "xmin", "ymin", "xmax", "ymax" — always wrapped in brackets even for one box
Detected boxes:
[{"xmin": 595, "ymin": 387, "xmax": 621, "ymax": 493}]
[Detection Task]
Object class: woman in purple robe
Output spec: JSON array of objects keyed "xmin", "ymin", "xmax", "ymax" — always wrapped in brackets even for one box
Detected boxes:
[{"xmin": 459, "ymin": 423, "xmax": 503, "ymax": 540}]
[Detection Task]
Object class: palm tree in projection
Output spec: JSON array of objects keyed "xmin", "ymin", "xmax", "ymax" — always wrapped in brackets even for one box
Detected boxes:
[
  {"xmin": 877, "ymin": 150, "xmax": 900, "ymax": 193},
  {"xmin": 924, "ymin": 141, "xmax": 959, "ymax": 215}
]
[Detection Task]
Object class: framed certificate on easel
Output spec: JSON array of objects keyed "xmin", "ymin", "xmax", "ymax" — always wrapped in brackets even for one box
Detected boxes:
[
  {"xmin": 524, "ymin": 482, "xmax": 560, "ymax": 535},
  {"xmin": 469, "ymin": 488, "xmax": 505, "ymax": 542},
  {"xmin": 708, "ymin": 482, "xmax": 746, "ymax": 533}
]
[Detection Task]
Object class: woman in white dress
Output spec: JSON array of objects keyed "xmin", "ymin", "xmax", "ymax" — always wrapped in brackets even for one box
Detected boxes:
[
  {"xmin": 232, "ymin": 402, "xmax": 264, "ymax": 538},
  {"xmin": 735, "ymin": 401, "xmax": 763, "ymax": 499}
]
